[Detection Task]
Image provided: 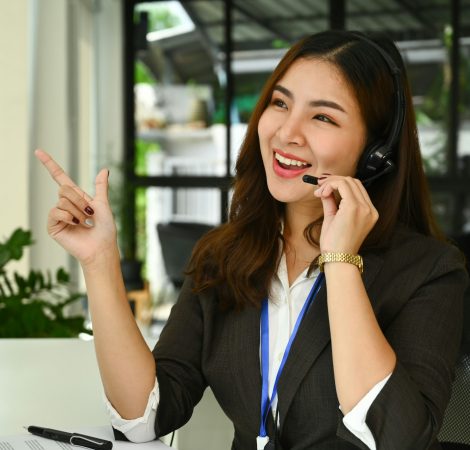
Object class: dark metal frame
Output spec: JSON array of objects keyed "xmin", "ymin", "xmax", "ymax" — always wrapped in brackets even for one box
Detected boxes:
[
  {"xmin": 123, "ymin": 0, "xmax": 235, "ymax": 258},
  {"xmin": 426, "ymin": 0, "xmax": 467, "ymax": 234},
  {"xmin": 123, "ymin": 0, "xmax": 137, "ymax": 255},
  {"xmin": 123, "ymin": 0, "xmax": 468, "ymax": 258}
]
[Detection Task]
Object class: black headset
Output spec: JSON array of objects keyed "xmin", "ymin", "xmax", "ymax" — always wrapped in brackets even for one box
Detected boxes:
[{"xmin": 351, "ymin": 33, "xmax": 406, "ymax": 186}]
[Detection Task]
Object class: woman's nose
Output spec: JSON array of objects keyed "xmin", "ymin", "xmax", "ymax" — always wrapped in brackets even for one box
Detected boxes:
[{"xmin": 277, "ymin": 116, "xmax": 306, "ymax": 147}]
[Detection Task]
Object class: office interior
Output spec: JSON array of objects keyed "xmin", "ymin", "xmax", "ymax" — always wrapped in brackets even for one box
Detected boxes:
[{"xmin": 1, "ymin": 0, "xmax": 469, "ymax": 449}]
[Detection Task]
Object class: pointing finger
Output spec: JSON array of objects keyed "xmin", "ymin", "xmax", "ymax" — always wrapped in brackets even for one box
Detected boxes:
[
  {"xmin": 35, "ymin": 149, "xmax": 73, "ymax": 185},
  {"xmin": 35, "ymin": 149, "xmax": 92, "ymax": 202},
  {"xmin": 94, "ymin": 168, "xmax": 109, "ymax": 203}
]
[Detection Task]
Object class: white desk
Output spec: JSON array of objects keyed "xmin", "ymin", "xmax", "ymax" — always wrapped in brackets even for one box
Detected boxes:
[
  {"xmin": 0, "ymin": 338, "xmax": 232, "ymax": 450},
  {"xmin": 0, "ymin": 338, "xmax": 108, "ymax": 435}
]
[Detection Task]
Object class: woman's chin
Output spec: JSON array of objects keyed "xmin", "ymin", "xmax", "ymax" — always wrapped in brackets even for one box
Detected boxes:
[{"xmin": 267, "ymin": 183, "xmax": 315, "ymax": 205}]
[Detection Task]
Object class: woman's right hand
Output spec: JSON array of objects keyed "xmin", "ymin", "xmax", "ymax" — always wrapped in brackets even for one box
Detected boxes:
[{"xmin": 35, "ymin": 149, "xmax": 118, "ymax": 268}]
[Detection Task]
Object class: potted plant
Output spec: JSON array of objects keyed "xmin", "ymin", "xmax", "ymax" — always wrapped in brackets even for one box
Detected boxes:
[{"xmin": 0, "ymin": 228, "xmax": 89, "ymax": 338}]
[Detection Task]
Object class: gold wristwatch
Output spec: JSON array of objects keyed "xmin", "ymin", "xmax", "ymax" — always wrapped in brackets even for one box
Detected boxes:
[{"xmin": 317, "ymin": 252, "xmax": 364, "ymax": 274}]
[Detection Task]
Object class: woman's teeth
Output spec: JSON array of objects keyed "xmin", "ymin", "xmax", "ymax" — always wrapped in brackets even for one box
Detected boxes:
[{"xmin": 275, "ymin": 152, "xmax": 311, "ymax": 168}]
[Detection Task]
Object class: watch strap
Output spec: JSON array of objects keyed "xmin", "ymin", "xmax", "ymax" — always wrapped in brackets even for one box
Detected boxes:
[{"xmin": 317, "ymin": 252, "xmax": 363, "ymax": 273}]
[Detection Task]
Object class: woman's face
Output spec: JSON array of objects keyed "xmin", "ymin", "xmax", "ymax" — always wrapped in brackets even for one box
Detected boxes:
[{"xmin": 258, "ymin": 57, "xmax": 367, "ymax": 205}]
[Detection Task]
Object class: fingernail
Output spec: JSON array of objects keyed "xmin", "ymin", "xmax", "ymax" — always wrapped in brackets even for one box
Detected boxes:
[
  {"xmin": 72, "ymin": 217, "xmax": 79, "ymax": 224},
  {"xmin": 85, "ymin": 206, "xmax": 94, "ymax": 215},
  {"xmin": 85, "ymin": 218, "xmax": 94, "ymax": 227}
]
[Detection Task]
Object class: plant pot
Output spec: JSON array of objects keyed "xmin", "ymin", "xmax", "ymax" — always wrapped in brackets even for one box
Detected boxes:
[{"xmin": 120, "ymin": 259, "xmax": 144, "ymax": 291}]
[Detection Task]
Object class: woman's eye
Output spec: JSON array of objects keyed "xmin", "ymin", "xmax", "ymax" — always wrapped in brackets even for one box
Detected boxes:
[
  {"xmin": 272, "ymin": 98, "xmax": 287, "ymax": 109},
  {"xmin": 314, "ymin": 114, "xmax": 336, "ymax": 125}
]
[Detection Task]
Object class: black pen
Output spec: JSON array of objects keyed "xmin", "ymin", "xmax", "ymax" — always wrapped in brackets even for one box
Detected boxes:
[{"xmin": 27, "ymin": 426, "xmax": 113, "ymax": 450}]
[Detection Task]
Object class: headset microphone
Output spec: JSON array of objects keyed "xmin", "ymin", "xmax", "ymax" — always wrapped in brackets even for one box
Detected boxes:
[{"xmin": 302, "ymin": 160, "xmax": 395, "ymax": 188}]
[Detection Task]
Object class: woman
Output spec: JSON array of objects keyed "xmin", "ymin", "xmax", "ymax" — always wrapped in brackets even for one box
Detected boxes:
[{"xmin": 36, "ymin": 30, "xmax": 468, "ymax": 449}]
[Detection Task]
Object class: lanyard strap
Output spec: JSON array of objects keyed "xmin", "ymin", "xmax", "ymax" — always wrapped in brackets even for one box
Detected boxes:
[{"xmin": 259, "ymin": 272, "xmax": 324, "ymax": 438}]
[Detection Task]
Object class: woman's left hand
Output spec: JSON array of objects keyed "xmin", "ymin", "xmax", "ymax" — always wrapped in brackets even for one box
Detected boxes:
[{"xmin": 314, "ymin": 176, "xmax": 379, "ymax": 254}]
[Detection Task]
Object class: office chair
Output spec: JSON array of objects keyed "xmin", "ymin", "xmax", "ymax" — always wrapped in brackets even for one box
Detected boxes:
[
  {"xmin": 157, "ymin": 221, "xmax": 214, "ymax": 289},
  {"xmin": 439, "ymin": 233, "xmax": 470, "ymax": 449},
  {"xmin": 439, "ymin": 353, "xmax": 470, "ymax": 449}
]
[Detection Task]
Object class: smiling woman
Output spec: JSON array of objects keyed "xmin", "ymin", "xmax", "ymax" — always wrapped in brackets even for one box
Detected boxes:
[{"xmin": 38, "ymin": 30, "xmax": 468, "ymax": 450}]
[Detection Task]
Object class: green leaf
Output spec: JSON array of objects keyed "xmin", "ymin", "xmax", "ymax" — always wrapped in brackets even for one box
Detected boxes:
[
  {"xmin": 0, "ymin": 248, "xmax": 10, "ymax": 269},
  {"xmin": 14, "ymin": 272, "xmax": 27, "ymax": 296},
  {"xmin": 37, "ymin": 271, "xmax": 45, "ymax": 290},
  {"xmin": 56, "ymin": 267, "xmax": 70, "ymax": 283},
  {"xmin": 28, "ymin": 271, "xmax": 37, "ymax": 291},
  {"xmin": 46, "ymin": 270, "xmax": 52, "ymax": 290},
  {"xmin": 6, "ymin": 229, "xmax": 33, "ymax": 261},
  {"xmin": 8, "ymin": 228, "xmax": 34, "ymax": 246},
  {"xmin": 1, "ymin": 273, "xmax": 15, "ymax": 296},
  {"xmin": 58, "ymin": 293, "xmax": 84, "ymax": 309}
]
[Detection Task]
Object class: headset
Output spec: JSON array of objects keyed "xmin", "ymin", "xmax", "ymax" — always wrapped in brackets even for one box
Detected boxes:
[{"xmin": 351, "ymin": 33, "xmax": 406, "ymax": 186}]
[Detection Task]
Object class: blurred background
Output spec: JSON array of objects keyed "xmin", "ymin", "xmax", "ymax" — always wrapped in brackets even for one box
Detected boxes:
[
  {"xmin": 1, "ymin": 1, "xmax": 470, "ymax": 448},
  {"xmin": 1, "ymin": 0, "xmax": 469, "ymax": 329}
]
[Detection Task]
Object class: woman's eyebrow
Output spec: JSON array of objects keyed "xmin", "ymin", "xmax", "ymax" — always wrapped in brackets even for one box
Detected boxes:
[
  {"xmin": 273, "ymin": 84, "xmax": 346, "ymax": 113},
  {"xmin": 273, "ymin": 84, "xmax": 293, "ymax": 99},
  {"xmin": 309, "ymin": 99, "xmax": 346, "ymax": 113}
]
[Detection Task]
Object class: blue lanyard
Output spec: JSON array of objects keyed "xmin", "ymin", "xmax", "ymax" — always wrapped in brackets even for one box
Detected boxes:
[{"xmin": 259, "ymin": 272, "xmax": 324, "ymax": 439}]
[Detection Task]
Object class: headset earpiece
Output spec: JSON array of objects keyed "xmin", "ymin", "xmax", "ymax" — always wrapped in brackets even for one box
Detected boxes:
[
  {"xmin": 358, "ymin": 155, "xmax": 396, "ymax": 186},
  {"xmin": 356, "ymin": 141, "xmax": 394, "ymax": 183},
  {"xmin": 350, "ymin": 33, "xmax": 406, "ymax": 185}
]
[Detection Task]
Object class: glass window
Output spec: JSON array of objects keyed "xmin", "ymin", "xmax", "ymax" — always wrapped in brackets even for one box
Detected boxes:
[{"xmin": 126, "ymin": 1, "xmax": 470, "ymax": 315}]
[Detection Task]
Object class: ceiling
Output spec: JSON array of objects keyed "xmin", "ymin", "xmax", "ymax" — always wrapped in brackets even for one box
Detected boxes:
[{"xmin": 137, "ymin": 0, "xmax": 470, "ymax": 87}]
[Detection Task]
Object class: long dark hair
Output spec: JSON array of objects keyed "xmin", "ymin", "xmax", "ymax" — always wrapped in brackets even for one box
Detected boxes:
[{"xmin": 188, "ymin": 30, "xmax": 443, "ymax": 310}]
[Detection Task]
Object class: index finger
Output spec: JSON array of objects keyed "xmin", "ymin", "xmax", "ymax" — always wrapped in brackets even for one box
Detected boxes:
[{"xmin": 35, "ymin": 149, "xmax": 92, "ymax": 202}]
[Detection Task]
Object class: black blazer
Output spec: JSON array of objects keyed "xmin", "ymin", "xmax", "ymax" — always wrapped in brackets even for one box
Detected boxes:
[{"xmin": 151, "ymin": 226, "xmax": 468, "ymax": 450}]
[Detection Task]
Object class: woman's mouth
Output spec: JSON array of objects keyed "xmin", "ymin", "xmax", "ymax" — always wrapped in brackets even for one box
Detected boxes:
[
  {"xmin": 273, "ymin": 151, "xmax": 312, "ymax": 178},
  {"xmin": 275, "ymin": 152, "xmax": 311, "ymax": 169}
]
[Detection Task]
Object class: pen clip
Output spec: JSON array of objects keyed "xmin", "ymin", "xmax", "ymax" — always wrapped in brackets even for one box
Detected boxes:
[{"xmin": 70, "ymin": 434, "xmax": 112, "ymax": 450}]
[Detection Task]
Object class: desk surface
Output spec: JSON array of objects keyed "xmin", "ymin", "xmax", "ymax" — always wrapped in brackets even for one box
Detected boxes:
[
  {"xmin": 1, "ymin": 425, "xmax": 171, "ymax": 449},
  {"xmin": 0, "ymin": 338, "xmax": 125, "ymax": 436},
  {"xmin": 0, "ymin": 337, "xmax": 232, "ymax": 450}
]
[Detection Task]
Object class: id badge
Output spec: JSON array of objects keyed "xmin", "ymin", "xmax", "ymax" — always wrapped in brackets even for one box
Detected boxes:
[
  {"xmin": 256, "ymin": 435, "xmax": 275, "ymax": 450},
  {"xmin": 256, "ymin": 436, "xmax": 269, "ymax": 450}
]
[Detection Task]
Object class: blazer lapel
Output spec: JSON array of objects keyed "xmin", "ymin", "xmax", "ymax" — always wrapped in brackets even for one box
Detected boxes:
[
  {"xmin": 230, "ymin": 303, "xmax": 263, "ymax": 432},
  {"xmin": 275, "ymin": 282, "xmax": 330, "ymax": 433},
  {"xmin": 276, "ymin": 252, "xmax": 384, "ymax": 433}
]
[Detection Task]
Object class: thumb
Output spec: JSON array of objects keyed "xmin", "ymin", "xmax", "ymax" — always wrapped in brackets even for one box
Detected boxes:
[{"xmin": 94, "ymin": 168, "xmax": 109, "ymax": 202}]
